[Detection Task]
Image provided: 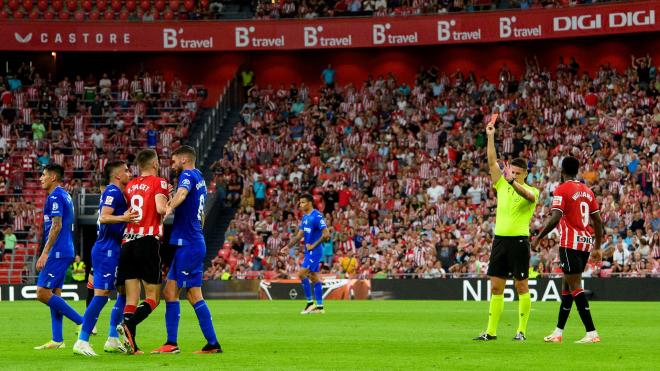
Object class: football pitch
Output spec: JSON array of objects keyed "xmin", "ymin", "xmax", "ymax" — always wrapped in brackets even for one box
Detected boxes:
[{"xmin": 0, "ymin": 300, "xmax": 658, "ymax": 370}]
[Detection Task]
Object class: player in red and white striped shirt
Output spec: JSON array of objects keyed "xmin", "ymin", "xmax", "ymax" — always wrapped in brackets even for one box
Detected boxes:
[{"xmin": 534, "ymin": 156, "xmax": 603, "ymax": 344}]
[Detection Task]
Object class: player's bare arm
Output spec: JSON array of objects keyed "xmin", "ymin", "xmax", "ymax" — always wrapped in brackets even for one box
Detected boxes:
[
  {"xmin": 532, "ymin": 209, "xmax": 562, "ymax": 250},
  {"xmin": 284, "ymin": 230, "xmax": 305, "ymax": 251},
  {"xmin": 307, "ymin": 228, "xmax": 330, "ymax": 251},
  {"xmin": 99, "ymin": 206, "xmax": 139, "ymax": 224},
  {"xmin": 36, "ymin": 216, "xmax": 62, "ymax": 271},
  {"xmin": 155, "ymin": 193, "xmax": 168, "ymax": 215},
  {"xmin": 166, "ymin": 187, "xmax": 189, "ymax": 217},
  {"xmin": 591, "ymin": 211, "xmax": 603, "ymax": 251},
  {"xmin": 486, "ymin": 113, "xmax": 502, "ymax": 183}
]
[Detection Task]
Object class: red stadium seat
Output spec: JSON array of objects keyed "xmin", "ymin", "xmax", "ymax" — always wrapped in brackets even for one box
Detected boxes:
[
  {"xmin": 110, "ymin": 0, "xmax": 120, "ymax": 11},
  {"xmin": 103, "ymin": 9, "xmax": 113, "ymax": 19},
  {"xmin": 88, "ymin": 9, "xmax": 99, "ymax": 19},
  {"xmin": 168, "ymin": 0, "xmax": 178, "ymax": 10},
  {"xmin": 183, "ymin": 0, "xmax": 193, "ymax": 11},
  {"xmin": 154, "ymin": 0, "xmax": 165, "ymax": 11},
  {"xmin": 7, "ymin": 0, "xmax": 19, "ymax": 11},
  {"xmin": 22, "ymin": 0, "xmax": 33, "ymax": 11},
  {"xmin": 29, "ymin": 8, "xmax": 40, "ymax": 18},
  {"xmin": 52, "ymin": 0, "xmax": 63, "ymax": 11},
  {"xmin": 163, "ymin": 8, "xmax": 173, "ymax": 19},
  {"xmin": 13, "ymin": 9, "xmax": 25, "ymax": 18},
  {"xmin": 37, "ymin": 0, "xmax": 47, "ymax": 11},
  {"xmin": 0, "ymin": 10, "xmax": 7, "ymax": 18},
  {"xmin": 74, "ymin": 8, "xmax": 84, "ymax": 19},
  {"xmin": 66, "ymin": 0, "xmax": 77, "ymax": 12},
  {"xmin": 43, "ymin": 8, "xmax": 53, "ymax": 18},
  {"xmin": 200, "ymin": 0, "xmax": 208, "ymax": 8},
  {"xmin": 118, "ymin": 9, "xmax": 128, "ymax": 19},
  {"xmin": 151, "ymin": 9, "xmax": 159, "ymax": 19},
  {"xmin": 82, "ymin": 0, "xmax": 92, "ymax": 11},
  {"xmin": 140, "ymin": 0, "xmax": 150, "ymax": 11},
  {"xmin": 125, "ymin": 0, "xmax": 136, "ymax": 11},
  {"xmin": 58, "ymin": 9, "xmax": 70, "ymax": 18},
  {"xmin": 96, "ymin": 0, "xmax": 107, "ymax": 11}
]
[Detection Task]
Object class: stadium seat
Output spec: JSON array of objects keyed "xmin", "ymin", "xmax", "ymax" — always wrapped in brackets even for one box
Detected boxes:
[
  {"xmin": 74, "ymin": 9, "xmax": 84, "ymax": 20},
  {"xmin": 66, "ymin": 0, "xmax": 77, "ymax": 12},
  {"xmin": 88, "ymin": 8, "xmax": 99, "ymax": 18},
  {"xmin": 183, "ymin": 0, "xmax": 193, "ymax": 11},
  {"xmin": 154, "ymin": 0, "xmax": 164, "ymax": 11},
  {"xmin": 168, "ymin": 0, "xmax": 178, "ymax": 10},
  {"xmin": 110, "ymin": 0, "xmax": 120, "ymax": 11},
  {"xmin": 42, "ymin": 8, "xmax": 53, "ymax": 17},
  {"xmin": 51, "ymin": 0, "xmax": 63, "ymax": 11},
  {"xmin": 82, "ymin": 0, "xmax": 92, "ymax": 11},
  {"xmin": 7, "ymin": 0, "xmax": 18, "ymax": 11},
  {"xmin": 96, "ymin": 0, "xmax": 107, "ymax": 11},
  {"xmin": 140, "ymin": 0, "xmax": 150, "ymax": 11},
  {"xmin": 22, "ymin": 0, "xmax": 33, "ymax": 11},
  {"xmin": 125, "ymin": 0, "xmax": 136, "ymax": 11},
  {"xmin": 29, "ymin": 8, "xmax": 40, "ymax": 18},
  {"xmin": 13, "ymin": 9, "xmax": 24, "ymax": 18},
  {"xmin": 58, "ymin": 9, "xmax": 69, "ymax": 18},
  {"xmin": 103, "ymin": 9, "xmax": 113, "ymax": 19}
]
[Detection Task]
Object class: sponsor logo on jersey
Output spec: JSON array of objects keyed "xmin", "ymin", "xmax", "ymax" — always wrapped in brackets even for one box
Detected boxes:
[
  {"xmin": 104, "ymin": 196, "xmax": 114, "ymax": 206},
  {"xmin": 52, "ymin": 202, "xmax": 59, "ymax": 211},
  {"xmin": 161, "ymin": 180, "xmax": 168, "ymax": 189},
  {"xmin": 552, "ymin": 196, "xmax": 562, "ymax": 207}
]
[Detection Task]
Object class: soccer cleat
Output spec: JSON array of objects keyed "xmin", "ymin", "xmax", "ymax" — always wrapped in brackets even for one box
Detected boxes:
[
  {"xmin": 33, "ymin": 341, "xmax": 65, "ymax": 350},
  {"xmin": 193, "ymin": 343, "xmax": 223, "ymax": 354},
  {"xmin": 512, "ymin": 332, "xmax": 527, "ymax": 341},
  {"xmin": 472, "ymin": 333, "xmax": 497, "ymax": 341},
  {"xmin": 575, "ymin": 334, "xmax": 601, "ymax": 344},
  {"xmin": 73, "ymin": 340, "xmax": 98, "ymax": 356},
  {"xmin": 310, "ymin": 306, "xmax": 325, "ymax": 314},
  {"xmin": 544, "ymin": 333, "xmax": 563, "ymax": 343},
  {"xmin": 116, "ymin": 324, "xmax": 136, "ymax": 354},
  {"xmin": 151, "ymin": 344, "xmax": 181, "ymax": 354},
  {"xmin": 300, "ymin": 302, "xmax": 315, "ymax": 315},
  {"xmin": 104, "ymin": 337, "xmax": 127, "ymax": 353}
]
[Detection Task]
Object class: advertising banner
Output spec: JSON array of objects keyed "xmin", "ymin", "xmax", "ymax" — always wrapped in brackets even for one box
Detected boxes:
[{"xmin": 1, "ymin": 1, "xmax": 657, "ymax": 51}]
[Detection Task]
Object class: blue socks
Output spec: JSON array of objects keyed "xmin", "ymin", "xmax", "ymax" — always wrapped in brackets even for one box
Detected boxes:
[
  {"xmin": 108, "ymin": 294, "xmax": 126, "ymax": 338},
  {"xmin": 301, "ymin": 278, "xmax": 313, "ymax": 302},
  {"xmin": 47, "ymin": 295, "xmax": 83, "ymax": 325},
  {"xmin": 193, "ymin": 300, "xmax": 218, "ymax": 346},
  {"xmin": 79, "ymin": 296, "xmax": 108, "ymax": 341},
  {"xmin": 313, "ymin": 282, "xmax": 323, "ymax": 307},
  {"xmin": 165, "ymin": 301, "xmax": 181, "ymax": 344},
  {"xmin": 50, "ymin": 306, "xmax": 63, "ymax": 342}
]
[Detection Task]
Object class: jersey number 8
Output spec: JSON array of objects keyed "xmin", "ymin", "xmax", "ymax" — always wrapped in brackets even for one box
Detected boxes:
[{"xmin": 131, "ymin": 195, "xmax": 144, "ymax": 222}]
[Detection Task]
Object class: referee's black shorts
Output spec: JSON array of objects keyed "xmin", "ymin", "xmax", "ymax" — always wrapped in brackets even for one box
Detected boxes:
[
  {"xmin": 487, "ymin": 235, "xmax": 530, "ymax": 280},
  {"xmin": 559, "ymin": 247, "xmax": 591, "ymax": 275},
  {"xmin": 117, "ymin": 236, "xmax": 163, "ymax": 285}
]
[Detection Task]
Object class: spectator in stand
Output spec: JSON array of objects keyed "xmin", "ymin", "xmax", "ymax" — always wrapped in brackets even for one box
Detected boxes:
[
  {"xmin": 90, "ymin": 128, "xmax": 105, "ymax": 154},
  {"xmin": 253, "ymin": 175, "xmax": 267, "ymax": 211},
  {"xmin": 321, "ymin": 64, "xmax": 336, "ymax": 89}
]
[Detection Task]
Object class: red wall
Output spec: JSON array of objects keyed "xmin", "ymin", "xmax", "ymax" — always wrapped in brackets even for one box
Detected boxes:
[{"xmin": 245, "ymin": 33, "xmax": 660, "ymax": 89}]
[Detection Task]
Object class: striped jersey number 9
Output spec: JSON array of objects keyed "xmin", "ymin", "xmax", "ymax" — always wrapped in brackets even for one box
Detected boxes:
[
  {"xmin": 197, "ymin": 195, "xmax": 205, "ymax": 222},
  {"xmin": 579, "ymin": 201, "xmax": 589, "ymax": 228},
  {"xmin": 131, "ymin": 195, "xmax": 144, "ymax": 222}
]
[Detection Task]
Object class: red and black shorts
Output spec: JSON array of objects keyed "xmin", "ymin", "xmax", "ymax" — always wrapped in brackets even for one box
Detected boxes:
[
  {"xmin": 117, "ymin": 236, "xmax": 163, "ymax": 285},
  {"xmin": 559, "ymin": 247, "xmax": 591, "ymax": 275}
]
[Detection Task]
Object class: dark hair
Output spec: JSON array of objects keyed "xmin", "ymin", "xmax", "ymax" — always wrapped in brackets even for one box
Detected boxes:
[
  {"xmin": 511, "ymin": 157, "xmax": 527, "ymax": 170},
  {"xmin": 561, "ymin": 156, "xmax": 580, "ymax": 177},
  {"xmin": 137, "ymin": 149, "xmax": 158, "ymax": 170},
  {"xmin": 104, "ymin": 160, "xmax": 126, "ymax": 184},
  {"xmin": 172, "ymin": 145, "xmax": 196, "ymax": 159},
  {"xmin": 299, "ymin": 193, "xmax": 314, "ymax": 203},
  {"xmin": 44, "ymin": 164, "xmax": 64, "ymax": 181}
]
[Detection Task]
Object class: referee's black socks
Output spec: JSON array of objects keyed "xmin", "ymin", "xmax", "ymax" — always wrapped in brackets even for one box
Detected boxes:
[{"xmin": 572, "ymin": 289, "xmax": 596, "ymax": 332}]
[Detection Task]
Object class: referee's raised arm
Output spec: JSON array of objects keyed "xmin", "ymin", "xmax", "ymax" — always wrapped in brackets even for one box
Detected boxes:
[{"xmin": 486, "ymin": 112, "xmax": 502, "ymax": 183}]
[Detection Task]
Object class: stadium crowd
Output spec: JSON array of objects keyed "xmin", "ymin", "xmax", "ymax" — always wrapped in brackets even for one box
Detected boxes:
[
  {"xmin": 0, "ymin": 63, "xmax": 203, "ymax": 274},
  {"xmin": 205, "ymin": 53, "xmax": 660, "ymax": 280},
  {"xmin": 252, "ymin": 0, "xmax": 617, "ymax": 19},
  {"xmin": 0, "ymin": 0, "xmax": 628, "ymax": 20}
]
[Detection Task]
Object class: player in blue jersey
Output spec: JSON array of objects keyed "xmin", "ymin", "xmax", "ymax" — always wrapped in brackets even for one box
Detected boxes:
[
  {"xmin": 284, "ymin": 193, "xmax": 330, "ymax": 314},
  {"xmin": 34, "ymin": 164, "xmax": 84, "ymax": 350},
  {"xmin": 151, "ymin": 146, "xmax": 222, "ymax": 355},
  {"xmin": 73, "ymin": 161, "xmax": 139, "ymax": 356}
]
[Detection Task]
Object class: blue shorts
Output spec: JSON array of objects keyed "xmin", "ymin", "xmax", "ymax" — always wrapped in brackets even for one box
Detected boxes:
[
  {"xmin": 91, "ymin": 244, "xmax": 120, "ymax": 291},
  {"xmin": 301, "ymin": 254, "xmax": 322, "ymax": 273},
  {"xmin": 37, "ymin": 257, "xmax": 73, "ymax": 290},
  {"xmin": 167, "ymin": 243, "xmax": 205, "ymax": 288}
]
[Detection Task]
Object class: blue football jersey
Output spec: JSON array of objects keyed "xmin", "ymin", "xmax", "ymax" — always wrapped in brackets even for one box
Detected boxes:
[
  {"xmin": 96, "ymin": 184, "xmax": 128, "ymax": 249},
  {"xmin": 43, "ymin": 186, "xmax": 75, "ymax": 259},
  {"xmin": 300, "ymin": 209, "xmax": 327, "ymax": 256},
  {"xmin": 170, "ymin": 169, "xmax": 206, "ymax": 246}
]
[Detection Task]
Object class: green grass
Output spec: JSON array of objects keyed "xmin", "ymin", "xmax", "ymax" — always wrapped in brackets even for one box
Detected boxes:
[{"xmin": 0, "ymin": 300, "xmax": 659, "ymax": 370}]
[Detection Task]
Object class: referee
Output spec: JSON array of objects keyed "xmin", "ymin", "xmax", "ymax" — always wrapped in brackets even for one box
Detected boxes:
[{"xmin": 474, "ymin": 113, "xmax": 539, "ymax": 341}]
